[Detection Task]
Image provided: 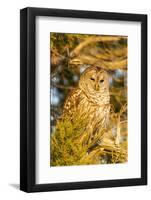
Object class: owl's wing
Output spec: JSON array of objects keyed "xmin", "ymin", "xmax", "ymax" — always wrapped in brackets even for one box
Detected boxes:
[{"xmin": 63, "ymin": 88, "xmax": 82, "ymax": 115}]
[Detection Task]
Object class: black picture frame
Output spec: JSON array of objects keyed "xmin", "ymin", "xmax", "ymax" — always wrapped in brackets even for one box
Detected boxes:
[{"xmin": 20, "ymin": 7, "xmax": 147, "ymax": 193}]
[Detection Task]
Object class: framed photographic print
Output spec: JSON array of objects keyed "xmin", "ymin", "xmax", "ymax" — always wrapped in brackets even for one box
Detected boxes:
[{"xmin": 20, "ymin": 7, "xmax": 147, "ymax": 192}]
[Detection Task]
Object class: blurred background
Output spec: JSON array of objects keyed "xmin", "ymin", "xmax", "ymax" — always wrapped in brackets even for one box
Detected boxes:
[{"xmin": 50, "ymin": 33, "xmax": 127, "ymax": 133}]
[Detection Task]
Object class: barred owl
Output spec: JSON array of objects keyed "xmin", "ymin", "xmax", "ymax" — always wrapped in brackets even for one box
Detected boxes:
[{"xmin": 62, "ymin": 66, "xmax": 110, "ymax": 140}]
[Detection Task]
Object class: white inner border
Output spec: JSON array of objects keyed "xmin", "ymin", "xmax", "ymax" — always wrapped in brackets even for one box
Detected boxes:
[{"xmin": 36, "ymin": 16, "xmax": 141, "ymax": 184}]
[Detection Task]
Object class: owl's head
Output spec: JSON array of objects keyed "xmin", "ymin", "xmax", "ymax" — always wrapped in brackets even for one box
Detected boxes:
[{"xmin": 79, "ymin": 66, "xmax": 109, "ymax": 94}]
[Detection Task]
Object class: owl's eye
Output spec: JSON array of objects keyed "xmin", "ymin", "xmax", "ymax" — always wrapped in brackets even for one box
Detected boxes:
[
  {"xmin": 90, "ymin": 78, "xmax": 95, "ymax": 81},
  {"xmin": 100, "ymin": 79, "xmax": 104, "ymax": 83}
]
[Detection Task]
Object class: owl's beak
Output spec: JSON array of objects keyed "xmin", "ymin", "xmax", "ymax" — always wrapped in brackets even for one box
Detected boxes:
[{"xmin": 95, "ymin": 84, "xmax": 100, "ymax": 91}]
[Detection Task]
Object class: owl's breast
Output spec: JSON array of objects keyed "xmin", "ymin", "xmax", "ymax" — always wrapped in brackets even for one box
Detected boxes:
[
  {"xmin": 77, "ymin": 96, "xmax": 109, "ymax": 120},
  {"xmin": 62, "ymin": 88, "xmax": 110, "ymax": 129},
  {"xmin": 77, "ymin": 94, "xmax": 110, "ymax": 124}
]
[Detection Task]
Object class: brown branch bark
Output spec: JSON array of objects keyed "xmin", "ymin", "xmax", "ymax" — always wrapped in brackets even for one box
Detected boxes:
[{"xmin": 70, "ymin": 36, "xmax": 127, "ymax": 57}]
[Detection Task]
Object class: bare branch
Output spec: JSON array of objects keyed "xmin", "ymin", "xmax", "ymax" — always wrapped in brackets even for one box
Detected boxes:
[{"xmin": 70, "ymin": 36, "xmax": 127, "ymax": 57}]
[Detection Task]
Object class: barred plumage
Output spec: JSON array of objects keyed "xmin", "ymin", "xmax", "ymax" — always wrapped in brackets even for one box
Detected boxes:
[{"xmin": 61, "ymin": 66, "xmax": 110, "ymax": 138}]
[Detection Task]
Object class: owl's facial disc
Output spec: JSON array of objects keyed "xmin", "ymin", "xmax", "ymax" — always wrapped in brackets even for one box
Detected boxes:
[
  {"xmin": 86, "ymin": 70, "xmax": 107, "ymax": 92},
  {"xmin": 79, "ymin": 67, "xmax": 109, "ymax": 94}
]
